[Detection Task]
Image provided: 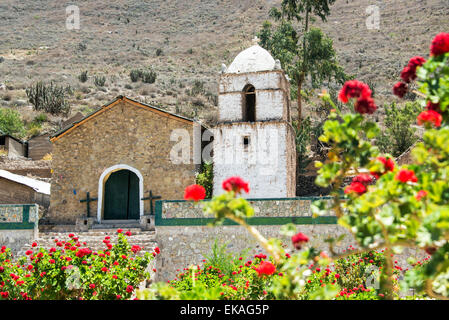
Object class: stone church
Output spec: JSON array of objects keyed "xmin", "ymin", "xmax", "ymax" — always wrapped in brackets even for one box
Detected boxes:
[{"xmin": 48, "ymin": 96, "xmax": 203, "ymax": 225}]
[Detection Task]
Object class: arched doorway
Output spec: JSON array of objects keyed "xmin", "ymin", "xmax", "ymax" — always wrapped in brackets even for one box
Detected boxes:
[
  {"xmin": 97, "ymin": 164, "xmax": 144, "ymax": 222},
  {"xmin": 103, "ymin": 170, "xmax": 139, "ymax": 220}
]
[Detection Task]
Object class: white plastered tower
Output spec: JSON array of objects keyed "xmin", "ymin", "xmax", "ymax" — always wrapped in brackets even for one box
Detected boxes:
[{"xmin": 213, "ymin": 39, "xmax": 297, "ymax": 198}]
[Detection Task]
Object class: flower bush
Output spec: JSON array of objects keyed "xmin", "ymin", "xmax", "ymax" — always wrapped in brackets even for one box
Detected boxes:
[{"xmin": 0, "ymin": 230, "xmax": 157, "ymax": 300}]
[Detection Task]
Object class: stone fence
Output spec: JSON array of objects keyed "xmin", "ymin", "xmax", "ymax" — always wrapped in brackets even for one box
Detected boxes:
[
  {"xmin": 0, "ymin": 204, "xmax": 39, "ymax": 253},
  {"xmin": 154, "ymin": 197, "xmax": 356, "ymax": 282}
]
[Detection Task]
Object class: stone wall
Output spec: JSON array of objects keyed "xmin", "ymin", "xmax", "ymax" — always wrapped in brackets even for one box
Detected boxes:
[
  {"xmin": 154, "ymin": 198, "xmax": 350, "ymax": 281},
  {"xmin": 49, "ymin": 99, "xmax": 198, "ymax": 224},
  {"xmin": 0, "ymin": 204, "xmax": 38, "ymax": 254},
  {"xmin": 154, "ymin": 198, "xmax": 424, "ymax": 282}
]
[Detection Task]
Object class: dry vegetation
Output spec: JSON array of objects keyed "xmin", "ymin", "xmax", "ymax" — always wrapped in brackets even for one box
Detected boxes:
[{"xmin": 0, "ymin": 0, "xmax": 447, "ymax": 136}]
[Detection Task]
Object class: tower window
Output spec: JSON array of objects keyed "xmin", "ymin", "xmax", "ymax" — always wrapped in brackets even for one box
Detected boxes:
[
  {"xmin": 243, "ymin": 85, "xmax": 256, "ymax": 122},
  {"xmin": 243, "ymin": 136, "xmax": 250, "ymax": 149}
]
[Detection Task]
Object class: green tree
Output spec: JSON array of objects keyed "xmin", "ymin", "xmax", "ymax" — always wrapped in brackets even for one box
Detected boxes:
[
  {"xmin": 196, "ymin": 161, "xmax": 213, "ymax": 199},
  {"xmin": 375, "ymin": 102, "xmax": 421, "ymax": 157},
  {"xmin": 258, "ymin": 0, "xmax": 346, "ymax": 130},
  {"xmin": 0, "ymin": 108, "xmax": 25, "ymax": 138}
]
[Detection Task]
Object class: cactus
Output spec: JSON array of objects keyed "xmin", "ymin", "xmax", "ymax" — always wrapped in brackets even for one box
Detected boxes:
[{"xmin": 26, "ymin": 81, "xmax": 71, "ymax": 115}]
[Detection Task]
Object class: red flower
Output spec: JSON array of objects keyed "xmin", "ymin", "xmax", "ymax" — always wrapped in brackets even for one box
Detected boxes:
[
  {"xmin": 222, "ymin": 176, "xmax": 249, "ymax": 194},
  {"xmin": 183, "ymin": 184, "xmax": 206, "ymax": 201},
  {"xmin": 125, "ymin": 230, "xmax": 132, "ymax": 236},
  {"xmin": 338, "ymin": 80, "xmax": 372, "ymax": 104},
  {"xmin": 25, "ymin": 250, "xmax": 33, "ymax": 256},
  {"xmin": 0, "ymin": 291, "xmax": 8, "ymax": 299},
  {"xmin": 112, "ymin": 275, "xmax": 118, "ymax": 279},
  {"xmin": 395, "ymin": 169, "xmax": 418, "ymax": 183},
  {"xmin": 126, "ymin": 285, "xmax": 134, "ymax": 293},
  {"xmin": 154, "ymin": 247, "xmax": 161, "ymax": 254},
  {"xmin": 117, "ymin": 228, "xmax": 123, "ymax": 234},
  {"xmin": 393, "ymin": 82, "xmax": 408, "ymax": 98},
  {"xmin": 116, "ymin": 295, "xmax": 122, "ymax": 300},
  {"xmin": 335, "ymin": 274, "xmax": 340, "ymax": 279},
  {"xmin": 344, "ymin": 182, "xmax": 366, "ymax": 195},
  {"xmin": 89, "ymin": 284, "xmax": 95, "ymax": 289},
  {"xmin": 101, "ymin": 267, "xmax": 108, "ymax": 272},
  {"xmin": 415, "ymin": 190, "xmax": 428, "ymax": 201},
  {"xmin": 131, "ymin": 245, "xmax": 141, "ymax": 254},
  {"xmin": 430, "ymin": 33, "xmax": 449, "ymax": 56},
  {"xmin": 354, "ymin": 96, "xmax": 377, "ymax": 114},
  {"xmin": 371, "ymin": 157, "xmax": 395, "ymax": 179},
  {"xmin": 291, "ymin": 232, "xmax": 309, "ymax": 249},
  {"xmin": 68, "ymin": 234, "xmax": 74, "ymax": 238},
  {"xmin": 426, "ymin": 101, "xmax": 441, "ymax": 113},
  {"xmin": 49, "ymin": 259, "xmax": 55, "ymax": 264},
  {"xmin": 31, "ymin": 242, "xmax": 37, "ymax": 248},
  {"xmin": 417, "ymin": 110, "xmax": 442, "ymax": 128},
  {"xmin": 255, "ymin": 261, "xmax": 276, "ymax": 277},
  {"xmin": 352, "ymin": 174, "xmax": 373, "ymax": 185},
  {"xmin": 400, "ymin": 56, "xmax": 426, "ymax": 83}
]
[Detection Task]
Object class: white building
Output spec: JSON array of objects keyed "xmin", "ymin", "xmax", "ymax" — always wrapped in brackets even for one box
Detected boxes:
[{"xmin": 213, "ymin": 41, "xmax": 297, "ymax": 198}]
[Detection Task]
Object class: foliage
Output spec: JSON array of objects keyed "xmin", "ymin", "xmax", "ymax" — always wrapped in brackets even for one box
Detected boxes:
[
  {"xmin": 0, "ymin": 108, "xmax": 25, "ymax": 138},
  {"xmin": 93, "ymin": 75, "xmax": 106, "ymax": 87},
  {"xmin": 129, "ymin": 68, "xmax": 157, "ymax": 84},
  {"xmin": 195, "ymin": 161, "xmax": 213, "ymax": 199},
  {"xmin": 293, "ymin": 117, "xmax": 313, "ymax": 174},
  {"xmin": 78, "ymin": 71, "xmax": 88, "ymax": 83},
  {"xmin": 26, "ymin": 81, "xmax": 72, "ymax": 115},
  {"xmin": 0, "ymin": 231, "xmax": 156, "ymax": 300},
  {"xmin": 258, "ymin": 0, "xmax": 346, "ymax": 129},
  {"xmin": 311, "ymin": 44, "xmax": 449, "ymax": 299},
  {"xmin": 375, "ymin": 102, "xmax": 421, "ymax": 157}
]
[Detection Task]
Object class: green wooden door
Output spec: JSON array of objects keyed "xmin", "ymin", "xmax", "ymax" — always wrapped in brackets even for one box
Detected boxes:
[{"xmin": 104, "ymin": 170, "xmax": 140, "ymax": 220}]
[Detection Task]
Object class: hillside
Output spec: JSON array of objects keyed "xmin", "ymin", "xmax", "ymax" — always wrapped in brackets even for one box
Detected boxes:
[{"xmin": 0, "ymin": 0, "xmax": 447, "ymax": 136}]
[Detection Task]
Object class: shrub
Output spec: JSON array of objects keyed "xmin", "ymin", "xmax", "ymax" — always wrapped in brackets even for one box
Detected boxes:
[
  {"xmin": 26, "ymin": 81, "xmax": 71, "ymax": 115},
  {"xmin": 78, "ymin": 71, "xmax": 88, "ymax": 83},
  {"xmin": 93, "ymin": 75, "xmax": 106, "ymax": 87},
  {"xmin": 375, "ymin": 102, "xmax": 421, "ymax": 157},
  {"xmin": 0, "ymin": 230, "xmax": 156, "ymax": 300},
  {"xmin": 130, "ymin": 69, "xmax": 141, "ymax": 83},
  {"xmin": 140, "ymin": 69, "xmax": 157, "ymax": 84},
  {"xmin": 0, "ymin": 108, "xmax": 25, "ymax": 138}
]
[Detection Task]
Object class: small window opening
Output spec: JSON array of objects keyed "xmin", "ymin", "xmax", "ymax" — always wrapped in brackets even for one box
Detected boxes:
[
  {"xmin": 243, "ymin": 85, "xmax": 256, "ymax": 122},
  {"xmin": 243, "ymin": 136, "xmax": 250, "ymax": 150}
]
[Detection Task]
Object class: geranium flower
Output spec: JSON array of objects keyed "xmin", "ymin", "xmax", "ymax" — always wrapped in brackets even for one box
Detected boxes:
[
  {"xmin": 222, "ymin": 176, "xmax": 249, "ymax": 194},
  {"xmin": 338, "ymin": 80, "xmax": 372, "ymax": 103},
  {"xmin": 400, "ymin": 56, "xmax": 426, "ymax": 83},
  {"xmin": 291, "ymin": 232, "xmax": 309, "ymax": 250},
  {"xmin": 184, "ymin": 184, "xmax": 206, "ymax": 201},
  {"xmin": 255, "ymin": 261, "xmax": 276, "ymax": 277},
  {"xmin": 354, "ymin": 96, "xmax": 377, "ymax": 114},
  {"xmin": 393, "ymin": 82, "xmax": 408, "ymax": 98},
  {"xmin": 430, "ymin": 32, "xmax": 449, "ymax": 56},
  {"xmin": 417, "ymin": 110, "xmax": 442, "ymax": 128},
  {"xmin": 344, "ymin": 182, "xmax": 366, "ymax": 195},
  {"xmin": 370, "ymin": 156, "xmax": 395, "ymax": 179},
  {"xmin": 126, "ymin": 285, "xmax": 134, "ymax": 293},
  {"xmin": 415, "ymin": 190, "xmax": 428, "ymax": 201},
  {"xmin": 395, "ymin": 169, "xmax": 418, "ymax": 183}
]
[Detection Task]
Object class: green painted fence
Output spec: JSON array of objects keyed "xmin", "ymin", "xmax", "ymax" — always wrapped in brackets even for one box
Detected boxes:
[
  {"xmin": 155, "ymin": 197, "xmax": 338, "ymax": 226},
  {"xmin": 0, "ymin": 204, "xmax": 38, "ymax": 230}
]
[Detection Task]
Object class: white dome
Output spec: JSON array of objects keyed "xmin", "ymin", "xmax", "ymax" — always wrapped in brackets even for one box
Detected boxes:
[{"xmin": 226, "ymin": 45, "xmax": 276, "ymax": 74}]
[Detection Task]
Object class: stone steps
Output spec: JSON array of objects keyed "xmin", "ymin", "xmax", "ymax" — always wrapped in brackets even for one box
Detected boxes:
[{"xmin": 16, "ymin": 229, "xmax": 158, "ymax": 258}]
